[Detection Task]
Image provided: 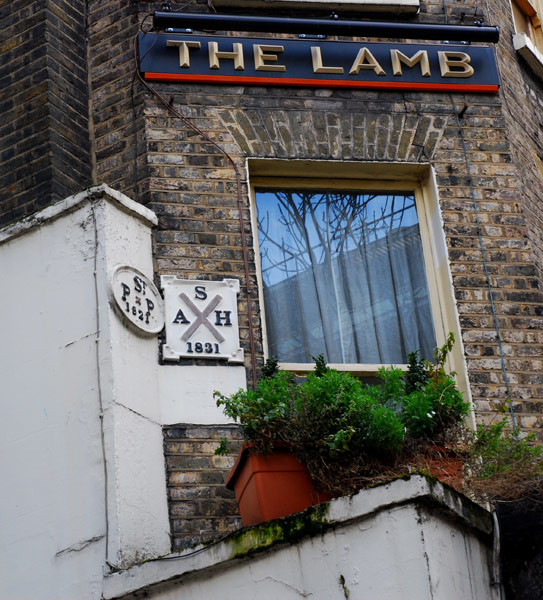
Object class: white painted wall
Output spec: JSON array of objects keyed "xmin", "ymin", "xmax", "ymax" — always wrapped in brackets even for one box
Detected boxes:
[
  {"xmin": 159, "ymin": 364, "xmax": 246, "ymax": 424},
  {"xmin": 103, "ymin": 476, "xmax": 501, "ymax": 600},
  {"xmin": 0, "ymin": 186, "xmax": 171, "ymax": 598},
  {"xmin": 92, "ymin": 192, "xmax": 171, "ymax": 566},
  {"xmin": 0, "ymin": 194, "xmax": 107, "ymax": 599},
  {"xmin": 0, "ymin": 185, "xmax": 248, "ymax": 600},
  {"xmin": 146, "ymin": 504, "xmax": 491, "ymax": 600}
]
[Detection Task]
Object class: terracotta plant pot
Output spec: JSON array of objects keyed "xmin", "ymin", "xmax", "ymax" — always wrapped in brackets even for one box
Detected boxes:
[
  {"xmin": 225, "ymin": 445, "xmax": 330, "ymax": 526},
  {"xmin": 424, "ymin": 445, "xmax": 464, "ymax": 490}
]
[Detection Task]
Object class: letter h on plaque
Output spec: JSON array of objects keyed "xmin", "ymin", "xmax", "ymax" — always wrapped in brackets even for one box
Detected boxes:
[{"xmin": 161, "ymin": 277, "xmax": 244, "ymax": 363}]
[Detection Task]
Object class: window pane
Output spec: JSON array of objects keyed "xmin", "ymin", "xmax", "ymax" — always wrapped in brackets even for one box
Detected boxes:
[{"xmin": 255, "ymin": 189, "xmax": 436, "ymax": 364}]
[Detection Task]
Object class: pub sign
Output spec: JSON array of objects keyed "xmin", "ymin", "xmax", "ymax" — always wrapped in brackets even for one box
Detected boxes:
[{"xmin": 139, "ymin": 34, "xmax": 500, "ymax": 92}]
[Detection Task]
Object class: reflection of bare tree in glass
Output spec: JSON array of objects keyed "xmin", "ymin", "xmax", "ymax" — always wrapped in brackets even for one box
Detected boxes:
[{"xmin": 257, "ymin": 191, "xmax": 415, "ymax": 285}]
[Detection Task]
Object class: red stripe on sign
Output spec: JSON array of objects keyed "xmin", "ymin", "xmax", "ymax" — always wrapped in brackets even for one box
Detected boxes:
[{"xmin": 143, "ymin": 72, "xmax": 499, "ymax": 93}]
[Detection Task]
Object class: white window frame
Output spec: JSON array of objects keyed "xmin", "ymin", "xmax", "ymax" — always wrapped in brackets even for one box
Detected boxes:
[
  {"xmin": 511, "ymin": 0, "xmax": 543, "ymax": 78},
  {"xmin": 248, "ymin": 159, "xmax": 471, "ymax": 407}
]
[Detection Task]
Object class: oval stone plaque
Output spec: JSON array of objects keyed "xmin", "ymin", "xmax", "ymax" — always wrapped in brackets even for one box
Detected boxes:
[{"xmin": 110, "ymin": 265, "xmax": 164, "ymax": 335}]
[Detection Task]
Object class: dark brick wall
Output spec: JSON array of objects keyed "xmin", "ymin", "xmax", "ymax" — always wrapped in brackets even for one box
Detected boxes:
[
  {"xmin": 164, "ymin": 424, "xmax": 242, "ymax": 550},
  {"xmin": 87, "ymin": 0, "xmax": 143, "ymax": 202},
  {"xmin": 493, "ymin": 0, "xmax": 543, "ymax": 289},
  {"xmin": 482, "ymin": 0, "xmax": 543, "ymax": 428},
  {"xmin": 0, "ymin": 0, "xmax": 92, "ymax": 226},
  {"xmin": 128, "ymin": 0, "xmax": 543, "ymax": 547}
]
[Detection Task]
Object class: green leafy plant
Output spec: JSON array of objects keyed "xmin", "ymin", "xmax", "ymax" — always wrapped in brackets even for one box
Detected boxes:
[
  {"xmin": 215, "ymin": 335, "xmax": 471, "ymax": 495},
  {"xmin": 312, "ymin": 354, "xmax": 330, "ymax": 378},
  {"xmin": 215, "ymin": 437, "xmax": 230, "ymax": 457},
  {"xmin": 400, "ymin": 374, "xmax": 469, "ymax": 439},
  {"xmin": 260, "ymin": 356, "xmax": 279, "ymax": 379},
  {"xmin": 404, "ymin": 350, "xmax": 428, "ymax": 394},
  {"xmin": 214, "ymin": 370, "xmax": 297, "ymax": 455},
  {"xmin": 369, "ymin": 335, "xmax": 469, "ymax": 441},
  {"xmin": 294, "ymin": 368, "xmax": 405, "ymax": 462},
  {"xmin": 464, "ymin": 418, "xmax": 543, "ymax": 503},
  {"xmin": 429, "ymin": 331, "xmax": 456, "ymax": 384}
]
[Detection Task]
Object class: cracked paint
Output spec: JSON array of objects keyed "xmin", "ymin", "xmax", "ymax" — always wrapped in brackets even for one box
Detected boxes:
[{"xmin": 56, "ymin": 535, "xmax": 106, "ymax": 558}]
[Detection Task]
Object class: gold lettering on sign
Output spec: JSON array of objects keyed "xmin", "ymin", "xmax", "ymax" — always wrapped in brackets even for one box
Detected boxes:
[
  {"xmin": 311, "ymin": 47, "xmax": 344, "ymax": 74},
  {"xmin": 390, "ymin": 49, "xmax": 431, "ymax": 77},
  {"xmin": 253, "ymin": 45, "xmax": 286, "ymax": 72},
  {"xmin": 349, "ymin": 48, "xmax": 386, "ymax": 76},
  {"xmin": 438, "ymin": 51, "xmax": 474, "ymax": 78},
  {"xmin": 166, "ymin": 40, "xmax": 202, "ymax": 68},
  {"xmin": 208, "ymin": 42, "xmax": 245, "ymax": 70}
]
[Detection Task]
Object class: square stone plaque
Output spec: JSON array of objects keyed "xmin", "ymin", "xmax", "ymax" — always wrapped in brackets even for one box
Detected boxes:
[{"xmin": 161, "ymin": 277, "xmax": 244, "ymax": 363}]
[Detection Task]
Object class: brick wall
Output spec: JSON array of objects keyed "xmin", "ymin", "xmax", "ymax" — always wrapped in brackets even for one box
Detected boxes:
[
  {"xmin": 0, "ymin": 0, "xmax": 92, "ymax": 226},
  {"xmin": 83, "ymin": 3, "xmax": 543, "ymax": 414},
  {"xmin": 481, "ymin": 0, "xmax": 543, "ymax": 428},
  {"xmin": 164, "ymin": 424, "xmax": 242, "ymax": 550},
  {"xmin": 86, "ymin": 3, "xmax": 543, "ymax": 413},
  {"xmin": 142, "ymin": 85, "xmax": 543, "ymax": 422},
  {"xmin": 87, "ymin": 0, "xmax": 144, "ymax": 203},
  {"xmin": 492, "ymin": 0, "xmax": 543, "ymax": 287},
  {"xmin": 141, "ymin": 4, "xmax": 541, "ymax": 536}
]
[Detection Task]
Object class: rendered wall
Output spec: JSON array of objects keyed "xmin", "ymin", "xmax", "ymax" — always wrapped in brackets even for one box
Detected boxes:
[
  {"xmin": 103, "ymin": 476, "xmax": 501, "ymax": 600},
  {"xmin": 142, "ymin": 504, "xmax": 494, "ymax": 600},
  {"xmin": 0, "ymin": 192, "xmax": 106, "ymax": 599},
  {"xmin": 0, "ymin": 184, "xmax": 248, "ymax": 597},
  {"xmin": 0, "ymin": 186, "xmax": 170, "ymax": 598}
]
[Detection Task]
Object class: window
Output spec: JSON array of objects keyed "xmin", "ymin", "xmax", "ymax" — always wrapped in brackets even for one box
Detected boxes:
[
  {"xmin": 250, "ymin": 164, "xmax": 459, "ymax": 369},
  {"xmin": 250, "ymin": 161, "xmax": 471, "ymax": 409},
  {"xmin": 512, "ymin": 0, "xmax": 543, "ymax": 77},
  {"xmin": 512, "ymin": 0, "xmax": 543, "ymax": 49},
  {"xmin": 254, "ymin": 188, "xmax": 436, "ymax": 366}
]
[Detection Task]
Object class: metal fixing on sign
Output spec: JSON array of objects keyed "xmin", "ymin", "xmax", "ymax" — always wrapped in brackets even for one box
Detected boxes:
[
  {"xmin": 161, "ymin": 276, "xmax": 244, "ymax": 363},
  {"xmin": 110, "ymin": 265, "xmax": 165, "ymax": 335}
]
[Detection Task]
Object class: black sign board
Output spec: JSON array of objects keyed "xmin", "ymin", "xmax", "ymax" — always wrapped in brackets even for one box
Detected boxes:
[{"xmin": 138, "ymin": 34, "xmax": 499, "ymax": 93}]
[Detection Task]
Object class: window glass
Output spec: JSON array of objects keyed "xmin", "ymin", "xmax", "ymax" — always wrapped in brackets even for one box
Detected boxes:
[{"xmin": 255, "ymin": 188, "xmax": 436, "ymax": 365}]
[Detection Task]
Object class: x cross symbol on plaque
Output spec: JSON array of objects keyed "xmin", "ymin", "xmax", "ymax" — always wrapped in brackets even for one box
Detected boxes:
[{"xmin": 179, "ymin": 293, "xmax": 226, "ymax": 343}]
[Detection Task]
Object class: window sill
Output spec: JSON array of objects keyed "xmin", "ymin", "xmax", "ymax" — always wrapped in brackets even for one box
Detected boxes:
[
  {"xmin": 513, "ymin": 32, "xmax": 543, "ymax": 80},
  {"xmin": 212, "ymin": 0, "xmax": 420, "ymax": 15},
  {"xmin": 279, "ymin": 362, "xmax": 408, "ymax": 376}
]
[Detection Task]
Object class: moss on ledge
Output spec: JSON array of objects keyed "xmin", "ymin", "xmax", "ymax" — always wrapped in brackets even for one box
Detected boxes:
[{"xmin": 227, "ymin": 502, "xmax": 331, "ymax": 559}]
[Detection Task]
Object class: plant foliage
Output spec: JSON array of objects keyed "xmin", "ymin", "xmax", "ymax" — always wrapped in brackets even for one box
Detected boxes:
[
  {"xmin": 215, "ymin": 336, "xmax": 473, "ymax": 495},
  {"xmin": 464, "ymin": 418, "xmax": 543, "ymax": 503}
]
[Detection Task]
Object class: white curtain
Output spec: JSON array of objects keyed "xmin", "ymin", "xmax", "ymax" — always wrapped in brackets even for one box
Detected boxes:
[{"xmin": 256, "ymin": 190, "xmax": 436, "ymax": 364}]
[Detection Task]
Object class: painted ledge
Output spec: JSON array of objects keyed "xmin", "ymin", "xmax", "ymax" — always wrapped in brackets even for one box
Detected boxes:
[
  {"xmin": 102, "ymin": 475, "xmax": 493, "ymax": 599},
  {"xmin": 513, "ymin": 32, "xmax": 543, "ymax": 80},
  {"xmin": 0, "ymin": 184, "xmax": 157, "ymax": 246}
]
